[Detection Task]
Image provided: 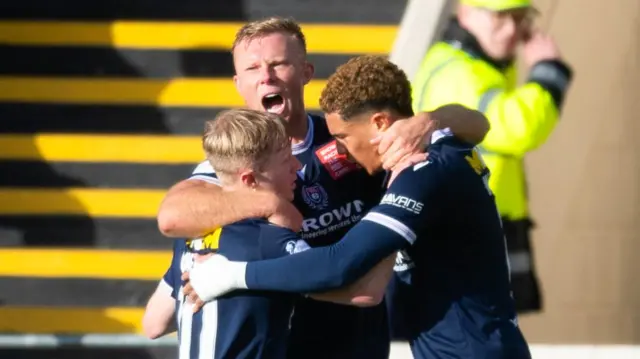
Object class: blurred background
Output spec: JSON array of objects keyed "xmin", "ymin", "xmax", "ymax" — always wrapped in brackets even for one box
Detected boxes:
[{"xmin": 0, "ymin": 0, "xmax": 638, "ymax": 358}]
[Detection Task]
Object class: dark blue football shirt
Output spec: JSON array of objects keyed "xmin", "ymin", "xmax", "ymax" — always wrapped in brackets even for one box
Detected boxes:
[
  {"xmin": 242, "ymin": 131, "xmax": 532, "ymax": 359},
  {"xmin": 189, "ymin": 115, "xmax": 389, "ymax": 359},
  {"xmin": 164, "ymin": 220, "xmax": 308, "ymax": 359}
]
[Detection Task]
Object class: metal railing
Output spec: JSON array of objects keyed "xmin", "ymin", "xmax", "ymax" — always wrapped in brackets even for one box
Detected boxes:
[{"xmin": 0, "ymin": 334, "xmax": 176, "ymax": 348}]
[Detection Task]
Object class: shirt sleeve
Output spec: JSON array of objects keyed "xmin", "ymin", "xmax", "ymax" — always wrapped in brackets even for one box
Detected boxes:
[
  {"xmin": 244, "ymin": 159, "xmax": 443, "ymax": 293},
  {"xmin": 188, "ymin": 160, "xmax": 221, "ymax": 185},
  {"xmin": 258, "ymin": 224, "xmax": 311, "ymax": 260},
  {"xmin": 157, "ymin": 278, "xmax": 173, "ymax": 296},
  {"xmin": 163, "ymin": 240, "xmax": 188, "ymax": 299}
]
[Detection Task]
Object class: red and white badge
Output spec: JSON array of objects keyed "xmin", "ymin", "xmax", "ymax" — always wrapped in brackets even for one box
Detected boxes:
[{"xmin": 315, "ymin": 140, "xmax": 358, "ymax": 180}]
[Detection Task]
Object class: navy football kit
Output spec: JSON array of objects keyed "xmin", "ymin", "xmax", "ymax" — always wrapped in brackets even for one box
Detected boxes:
[
  {"xmin": 240, "ymin": 131, "xmax": 532, "ymax": 359},
  {"xmin": 164, "ymin": 221, "xmax": 308, "ymax": 359},
  {"xmin": 189, "ymin": 115, "xmax": 389, "ymax": 359}
]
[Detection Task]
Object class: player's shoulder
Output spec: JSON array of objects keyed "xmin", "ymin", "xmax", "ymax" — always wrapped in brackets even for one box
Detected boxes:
[
  {"xmin": 222, "ymin": 218, "xmax": 296, "ymax": 244},
  {"xmin": 172, "ymin": 239, "xmax": 188, "ymax": 255},
  {"xmin": 418, "ymin": 130, "xmax": 479, "ymax": 177},
  {"xmin": 252, "ymin": 219, "xmax": 299, "ymax": 243},
  {"xmin": 429, "ymin": 130, "xmax": 476, "ymax": 163},
  {"xmin": 386, "ymin": 139, "xmax": 457, "ymax": 196},
  {"xmin": 213, "ymin": 219, "xmax": 268, "ymax": 261},
  {"xmin": 221, "ymin": 218, "xmax": 265, "ymax": 239},
  {"xmin": 391, "ymin": 154, "xmax": 444, "ymax": 188},
  {"xmin": 169, "ymin": 240, "xmax": 193, "ymax": 275},
  {"xmin": 431, "ymin": 136, "xmax": 489, "ymax": 185},
  {"xmin": 308, "ymin": 114, "xmax": 332, "ymax": 146}
]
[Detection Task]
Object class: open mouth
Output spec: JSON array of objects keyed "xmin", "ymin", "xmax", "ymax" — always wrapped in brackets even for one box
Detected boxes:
[{"xmin": 262, "ymin": 93, "xmax": 285, "ymax": 114}]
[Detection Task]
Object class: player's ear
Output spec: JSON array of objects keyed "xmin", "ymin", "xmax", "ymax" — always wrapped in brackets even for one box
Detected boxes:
[
  {"xmin": 370, "ymin": 112, "xmax": 391, "ymax": 132},
  {"xmin": 302, "ymin": 61, "xmax": 314, "ymax": 85},
  {"xmin": 239, "ymin": 170, "xmax": 258, "ymax": 189}
]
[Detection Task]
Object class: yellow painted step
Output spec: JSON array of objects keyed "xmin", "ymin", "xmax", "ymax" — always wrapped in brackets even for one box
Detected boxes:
[
  {"xmin": 0, "ymin": 21, "xmax": 397, "ymax": 54},
  {"xmin": 0, "ymin": 249, "xmax": 171, "ymax": 279},
  {"xmin": 0, "ymin": 134, "xmax": 204, "ymax": 163},
  {"xmin": 0, "ymin": 188, "xmax": 166, "ymax": 217},
  {"xmin": 0, "ymin": 77, "xmax": 325, "ymax": 108},
  {"xmin": 0, "ymin": 307, "xmax": 151, "ymax": 334}
]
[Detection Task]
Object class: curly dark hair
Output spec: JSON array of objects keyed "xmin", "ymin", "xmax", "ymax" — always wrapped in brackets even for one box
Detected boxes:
[{"xmin": 319, "ymin": 55, "xmax": 413, "ymax": 120}]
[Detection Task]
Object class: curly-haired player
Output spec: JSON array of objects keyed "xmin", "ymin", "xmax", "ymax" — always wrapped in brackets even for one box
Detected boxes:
[
  {"xmin": 319, "ymin": 55, "xmax": 415, "ymax": 174},
  {"xmin": 187, "ymin": 55, "xmax": 532, "ymax": 359}
]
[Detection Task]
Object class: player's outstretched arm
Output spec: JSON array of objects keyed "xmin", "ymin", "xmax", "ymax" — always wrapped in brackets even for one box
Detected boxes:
[
  {"xmin": 309, "ymin": 253, "xmax": 396, "ymax": 307},
  {"xmin": 244, "ymin": 215, "xmax": 411, "ymax": 293},
  {"xmin": 157, "ymin": 179, "xmax": 301, "ymax": 238},
  {"xmin": 187, "ymin": 161, "xmax": 439, "ymax": 302},
  {"xmin": 187, "ymin": 218, "xmax": 408, "ymax": 302}
]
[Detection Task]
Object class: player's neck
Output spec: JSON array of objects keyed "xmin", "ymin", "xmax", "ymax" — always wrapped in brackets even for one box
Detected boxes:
[
  {"xmin": 287, "ymin": 111, "xmax": 309, "ymax": 145},
  {"xmin": 221, "ymin": 183, "xmax": 243, "ymax": 193}
]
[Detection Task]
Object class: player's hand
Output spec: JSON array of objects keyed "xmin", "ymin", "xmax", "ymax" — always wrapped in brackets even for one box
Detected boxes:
[
  {"xmin": 181, "ymin": 271, "xmax": 206, "ymax": 313},
  {"xmin": 388, "ymin": 153, "xmax": 429, "ymax": 187},
  {"xmin": 266, "ymin": 196, "xmax": 303, "ymax": 232},
  {"xmin": 184, "ymin": 252, "xmax": 214, "ymax": 312},
  {"xmin": 187, "ymin": 254, "xmax": 248, "ymax": 302},
  {"xmin": 371, "ymin": 112, "xmax": 437, "ymax": 171},
  {"xmin": 523, "ymin": 31, "xmax": 561, "ymax": 69}
]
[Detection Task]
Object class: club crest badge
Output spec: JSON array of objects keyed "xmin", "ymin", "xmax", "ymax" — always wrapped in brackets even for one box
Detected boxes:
[{"xmin": 301, "ymin": 183, "xmax": 329, "ymax": 210}]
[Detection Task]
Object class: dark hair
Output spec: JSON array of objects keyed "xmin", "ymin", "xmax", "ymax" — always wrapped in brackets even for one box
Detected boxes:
[{"xmin": 319, "ymin": 55, "xmax": 413, "ymax": 120}]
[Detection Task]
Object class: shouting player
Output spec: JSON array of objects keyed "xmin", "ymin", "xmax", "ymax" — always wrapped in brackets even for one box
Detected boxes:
[
  {"xmin": 145, "ymin": 109, "xmax": 396, "ymax": 358},
  {"xmin": 157, "ymin": 17, "xmax": 489, "ymax": 359},
  {"xmin": 186, "ymin": 56, "xmax": 532, "ymax": 359}
]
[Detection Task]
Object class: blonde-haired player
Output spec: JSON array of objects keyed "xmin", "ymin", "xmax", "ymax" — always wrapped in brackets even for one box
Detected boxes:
[{"xmin": 144, "ymin": 109, "xmax": 395, "ymax": 359}]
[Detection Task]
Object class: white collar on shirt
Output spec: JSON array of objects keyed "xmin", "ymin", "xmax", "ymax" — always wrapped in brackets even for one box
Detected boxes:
[{"xmin": 291, "ymin": 115, "xmax": 314, "ymax": 155}]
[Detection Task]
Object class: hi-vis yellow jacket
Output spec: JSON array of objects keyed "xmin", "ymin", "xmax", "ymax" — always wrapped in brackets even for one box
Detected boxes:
[{"xmin": 413, "ymin": 21, "xmax": 572, "ymax": 221}]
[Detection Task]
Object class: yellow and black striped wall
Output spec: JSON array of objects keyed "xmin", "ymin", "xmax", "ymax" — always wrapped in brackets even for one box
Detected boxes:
[{"xmin": 0, "ymin": 1, "xmax": 405, "ymax": 358}]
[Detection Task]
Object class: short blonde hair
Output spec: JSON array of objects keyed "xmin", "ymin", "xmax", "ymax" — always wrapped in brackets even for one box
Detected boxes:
[
  {"xmin": 203, "ymin": 109, "xmax": 289, "ymax": 181},
  {"xmin": 232, "ymin": 17, "xmax": 307, "ymax": 54}
]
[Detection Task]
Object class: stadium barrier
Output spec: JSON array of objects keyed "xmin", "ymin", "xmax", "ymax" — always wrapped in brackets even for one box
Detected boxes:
[
  {"xmin": 1, "ymin": 335, "xmax": 640, "ymax": 359},
  {"xmin": 0, "ymin": 334, "xmax": 175, "ymax": 348}
]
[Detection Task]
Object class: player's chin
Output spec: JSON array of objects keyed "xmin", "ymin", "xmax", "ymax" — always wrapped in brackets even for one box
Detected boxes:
[
  {"xmin": 360, "ymin": 162, "xmax": 379, "ymax": 176},
  {"xmin": 367, "ymin": 158, "xmax": 386, "ymax": 175},
  {"xmin": 284, "ymin": 186, "xmax": 295, "ymax": 202}
]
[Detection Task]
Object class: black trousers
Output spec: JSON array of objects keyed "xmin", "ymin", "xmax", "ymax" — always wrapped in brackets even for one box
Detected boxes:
[{"xmin": 502, "ymin": 218, "xmax": 543, "ymax": 313}]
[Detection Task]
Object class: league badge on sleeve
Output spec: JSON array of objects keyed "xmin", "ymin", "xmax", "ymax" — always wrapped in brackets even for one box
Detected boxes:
[
  {"xmin": 285, "ymin": 239, "xmax": 311, "ymax": 254},
  {"xmin": 315, "ymin": 140, "xmax": 359, "ymax": 180},
  {"xmin": 301, "ymin": 183, "xmax": 329, "ymax": 210}
]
